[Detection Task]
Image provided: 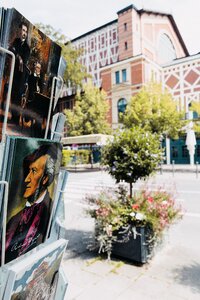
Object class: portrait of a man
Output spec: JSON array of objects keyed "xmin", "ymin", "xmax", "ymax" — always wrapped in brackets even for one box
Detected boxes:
[
  {"xmin": 9, "ymin": 21, "xmax": 31, "ymax": 125},
  {"xmin": 0, "ymin": 8, "xmax": 61, "ymax": 139},
  {"xmin": 5, "ymin": 142, "xmax": 62, "ymax": 264}
]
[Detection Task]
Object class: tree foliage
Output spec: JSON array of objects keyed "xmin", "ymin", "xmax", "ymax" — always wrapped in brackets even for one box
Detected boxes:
[
  {"xmin": 189, "ymin": 102, "xmax": 200, "ymax": 134},
  {"xmin": 62, "ymin": 42, "xmax": 89, "ymax": 87},
  {"xmin": 102, "ymin": 127, "xmax": 163, "ymax": 196},
  {"xmin": 35, "ymin": 23, "xmax": 89, "ymax": 86},
  {"xmin": 122, "ymin": 82, "xmax": 184, "ymax": 139},
  {"xmin": 65, "ymin": 82, "xmax": 111, "ymax": 136},
  {"xmin": 35, "ymin": 23, "xmax": 68, "ymax": 45}
]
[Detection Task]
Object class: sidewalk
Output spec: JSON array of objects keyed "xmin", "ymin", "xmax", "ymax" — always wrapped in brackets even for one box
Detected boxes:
[
  {"xmin": 62, "ymin": 219, "xmax": 200, "ymax": 300},
  {"xmin": 161, "ymin": 164, "xmax": 199, "ymax": 173},
  {"xmin": 61, "ymin": 171, "xmax": 200, "ymax": 300},
  {"xmin": 66, "ymin": 163, "xmax": 200, "ymax": 174}
]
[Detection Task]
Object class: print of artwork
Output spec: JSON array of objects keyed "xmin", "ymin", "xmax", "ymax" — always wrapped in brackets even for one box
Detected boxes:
[
  {"xmin": 0, "ymin": 8, "xmax": 61, "ymax": 139},
  {"xmin": 3, "ymin": 239, "xmax": 67, "ymax": 300},
  {"xmin": 0, "ymin": 136, "xmax": 62, "ymax": 264}
]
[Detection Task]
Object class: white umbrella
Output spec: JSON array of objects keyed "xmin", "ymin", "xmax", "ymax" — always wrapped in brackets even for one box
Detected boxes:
[{"xmin": 186, "ymin": 121, "xmax": 196, "ymax": 165}]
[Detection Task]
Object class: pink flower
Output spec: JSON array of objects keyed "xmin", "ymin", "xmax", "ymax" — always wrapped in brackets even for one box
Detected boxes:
[
  {"xmin": 96, "ymin": 207, "xmax": 110, "ymax": 217},
  {"xmin": 147, "ymin": 197, "xmax": 154, "ymax": 203},
  {"xmin": 132, "ymin": 204, "xmax": 139, "ymax": 210}
]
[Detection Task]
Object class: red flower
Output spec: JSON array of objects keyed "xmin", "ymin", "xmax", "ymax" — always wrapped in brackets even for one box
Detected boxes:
[
  {"xmin": 132, "ymin": 204, "xmax": 139, "ymax": 210},
  {"xmin": 147, "ymin": 197, "xmax": 154, "ymax": 203}
]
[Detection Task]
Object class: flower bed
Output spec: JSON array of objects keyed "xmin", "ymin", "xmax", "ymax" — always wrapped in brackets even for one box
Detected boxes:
[{"xmin": 86, "ymin": 185, "xmax": 182, "ymax": 261}]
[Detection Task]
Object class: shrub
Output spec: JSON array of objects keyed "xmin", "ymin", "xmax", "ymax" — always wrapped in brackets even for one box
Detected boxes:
[{"xmin": 62, "ymin": 149, "xmax": 90, "ymax": 166}]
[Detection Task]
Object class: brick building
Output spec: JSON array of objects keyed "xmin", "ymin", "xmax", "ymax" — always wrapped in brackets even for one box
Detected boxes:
[{"xmin": 65, "ymin": 4, "xmax": 200, "ymax": 164}]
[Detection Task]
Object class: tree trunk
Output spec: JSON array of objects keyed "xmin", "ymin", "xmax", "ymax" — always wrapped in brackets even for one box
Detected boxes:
[{"xmin": 130, "ymin": 182, "xmax": 133, "ymax": 198}]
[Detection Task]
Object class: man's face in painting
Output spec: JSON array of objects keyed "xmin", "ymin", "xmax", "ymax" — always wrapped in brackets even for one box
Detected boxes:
[
  {"xmin": 34, "ymin": 62, "xmax": 41, "ymax": 76},
  {"xmin": 23, "ymin": 154, "xmax": 48, "ymax": 199},
  {"xmin": 20, "ymin": 24, "xmax": 28, "ymax": 42}
]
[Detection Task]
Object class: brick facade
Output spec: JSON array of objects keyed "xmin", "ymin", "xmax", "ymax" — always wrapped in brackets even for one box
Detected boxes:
[{"xmin": 69, "ymin": 4, "xmax": 200, "ymax": 131}]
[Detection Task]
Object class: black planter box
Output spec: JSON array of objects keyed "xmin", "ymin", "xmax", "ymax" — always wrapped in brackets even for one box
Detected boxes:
[{"xmin": 112, "ymin": 226, "xmax": 152, "ymax": 263}]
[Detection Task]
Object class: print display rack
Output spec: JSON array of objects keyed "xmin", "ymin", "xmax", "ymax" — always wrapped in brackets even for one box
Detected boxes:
[
  {"xmin": 0, "ymin": 46, "xmax": 68, "ymax": 300},
  {"xmin": 0, "ymin": 46, "xmax": 15, "ymax": 143}
]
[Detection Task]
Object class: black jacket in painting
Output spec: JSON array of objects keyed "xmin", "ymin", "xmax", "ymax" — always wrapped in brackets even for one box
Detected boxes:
[{"xmin": 9, "ymin": 37, "xmax": 30, "ymax": 122}]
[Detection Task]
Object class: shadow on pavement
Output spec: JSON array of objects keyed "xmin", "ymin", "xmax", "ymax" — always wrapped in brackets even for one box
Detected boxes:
[
  {"xmin": 64, "ymin": 229, "xmax": 96, "ymax": 260},
  {"xmin": 173, "ymin": 262, "xmax": 200, "ymax": 293}
]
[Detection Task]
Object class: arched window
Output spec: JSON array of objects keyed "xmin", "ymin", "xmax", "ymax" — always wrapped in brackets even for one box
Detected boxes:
[
  {"xmin": 158, "ymin": 33, "xmax": 176, "ymax": 64},
  {"xmin": 118, "ymin": 98, "xmax": 127, "ymax": 121}
]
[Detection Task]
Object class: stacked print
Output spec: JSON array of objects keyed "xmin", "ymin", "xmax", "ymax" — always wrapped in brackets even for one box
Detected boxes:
[
  {"xmin": 0, "ymin": 7, "xmax": 61, "ymax": 139},
  {"xmin": 0, "ymin": 7, "xmax": 68, "ymax": 300},
  {"xmin": 1, "ymin": 137, "xmax": 62, "ymax": 264},
  {"xmin": 3, "ymin": 239, "xmax": 67, "ymax": 300}
]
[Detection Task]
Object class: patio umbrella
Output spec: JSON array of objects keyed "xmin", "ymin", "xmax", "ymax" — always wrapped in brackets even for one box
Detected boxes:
[{"xmin": 185, "ymin": 121, "xmax": 196, "ymax": 165}]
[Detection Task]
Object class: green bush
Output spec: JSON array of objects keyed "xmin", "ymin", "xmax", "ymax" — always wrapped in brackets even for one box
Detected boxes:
[{"xmin": 62, "ymin": 149, "xmax": 90, "ymax": 166}]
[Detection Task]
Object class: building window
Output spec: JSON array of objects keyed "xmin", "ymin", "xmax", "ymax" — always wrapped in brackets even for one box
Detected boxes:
[
  {"xmin": 158, "ymin": 33, "xmax": 176, "ymax": 64},
  {"xmin": 124, "ymin": 23, "xmax": 127, "ymax": 31},
  {"xmin": 115, "ymin": 71, "xmax": 120, "ymax": 84},
  {"xmin": 118, "ymin": 98, "xmax": 127, "ymax": 121},
  {"xmin": 197, "ymin": 145, "xmax": 200, "ymax": 157},
  {"xmin": 193, "ymin": 111, "xmax": 198, "ymax": 119},
  {"xmin": 125, "ymin": 41, "xmax": 128, "ymax": 50},
  {"xmin": 182, "ymin": 146, "xmax": 188, "ymax": 158},
  {"xmin": 172, "ymin": 146, "xmax": 178, "ymax": 158},
  {"xmin": 122, "ymin": 69, "xmax": 127, "ymax": 82}
]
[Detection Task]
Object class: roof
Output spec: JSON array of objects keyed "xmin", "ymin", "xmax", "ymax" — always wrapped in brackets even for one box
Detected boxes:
[
  {"xmin": 70, "ymin": 19, "xmax": 117, "ymax": 43},
  {"xmin": 70, "ymin": 5, "xmax": 189, "ymax": 56},
  {"xmin": 138, "ymin": 8, "xmax": 189, "ymax": 56},
  {"xmin": 117, "ymin": 4, "xmax": 138, "ymax": 15},
  {"xmin": 62, "ymin": 134, "xmax": 114, "ymax": 146}
]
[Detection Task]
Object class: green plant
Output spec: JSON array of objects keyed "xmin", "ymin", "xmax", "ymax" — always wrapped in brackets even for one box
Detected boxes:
[
  {"xmin": 86, "ymin": 185, "xmax": 181, "ymax": 260},
  {"xmin": 122, "ymin": 81, "xmax": 185, "ymax": 139},
  {"xmin": 102, "ymin": 127, "xmax": 163, "ymax": 196},
  {"xmin": 62, "ymin": 149, "xmax": 90, "ymax": 166},
  {"xmin": 65, "ymin": 82, "xmax": 111, "ymax": 136}
]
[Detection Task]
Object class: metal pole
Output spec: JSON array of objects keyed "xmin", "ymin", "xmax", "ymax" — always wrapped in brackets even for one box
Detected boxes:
[
  {"xmin": 196, "ymin": 162, "xmax": 199, "ymax": 178},
  {"xmin": 160, "ymin": 163, "xmax": 163, "ymax": 175},
  {"xmin": 0, "ymin": 47, "xmax": 15, "ymax": 142},
  {"xmin": 53, "ymin": 75, "xmax": 64, "ymax": 110},
  {"xmin": 0, "ymin": 181, "xmax": 9, "ymax": 267},
  {"xmin": 75, "ymin": 150, "xmax": 77, "ymax": 172},
  {"xmin": 44, "ymin": 76, "xmax": 63, "ymax": 139},
  {"xmin": 172, "ymin": 160, "xmax": 175, "ymax": 176}
]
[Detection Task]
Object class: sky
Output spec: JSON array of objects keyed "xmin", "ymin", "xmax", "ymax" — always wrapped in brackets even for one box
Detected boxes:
[{"xmin": 1, "ymin": 0, "xmax": 200, "ymax": 55}]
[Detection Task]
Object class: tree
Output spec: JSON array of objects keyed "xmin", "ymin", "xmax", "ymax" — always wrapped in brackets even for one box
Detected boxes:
[
  {"xmin": 62, "ymin": 42, "xmax": 89, "ymax": 87},
  {"xmin": 35, "ymin": 23, "xmax": 89, "ymax": 87},
  {"xmin": 64, "ymin": 82, "xmax": 111, "ymax": 136},
  {"xmin": 102, "ymin": 127, "xmax": 163, "ymax": 197},
  {"xmin": 189, "ymin": 101, "xmax": 200, "ymax": 134},
  {"xmin": 35, "ymin": 23, "xmax": 68, "ymax": 44},
  {"xmin": 122, "ymin": 81, "xmax": 184, "ymax": 139}
]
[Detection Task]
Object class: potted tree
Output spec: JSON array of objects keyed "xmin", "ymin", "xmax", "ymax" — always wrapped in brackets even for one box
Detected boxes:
[
  {"xmin": 102, "ymin": 127, "xmax": 163, "ymax": 197},
  {"xmin": 86, "ymin": 127, "xmax": 181, "ymax": 262}
]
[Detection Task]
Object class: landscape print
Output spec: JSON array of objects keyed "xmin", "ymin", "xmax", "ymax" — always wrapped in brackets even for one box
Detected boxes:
[{"xmin": 3, "ymin": 239, "xmax": 67, "ymax": 300}]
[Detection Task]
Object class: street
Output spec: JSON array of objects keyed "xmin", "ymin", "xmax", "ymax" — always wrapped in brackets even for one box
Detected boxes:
[{"xmin": 62, "ymin": 170, "xmax": 200, "ymax": 300}]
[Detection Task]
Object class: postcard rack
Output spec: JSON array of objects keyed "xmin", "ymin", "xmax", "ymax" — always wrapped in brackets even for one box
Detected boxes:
[
  {"xmin": 0, "ymin": 46, "xmax": 68, "ymax": 300},
  {"xmin": 0, "ymin": 47, "xmax": 15, "ymax": 143}
]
